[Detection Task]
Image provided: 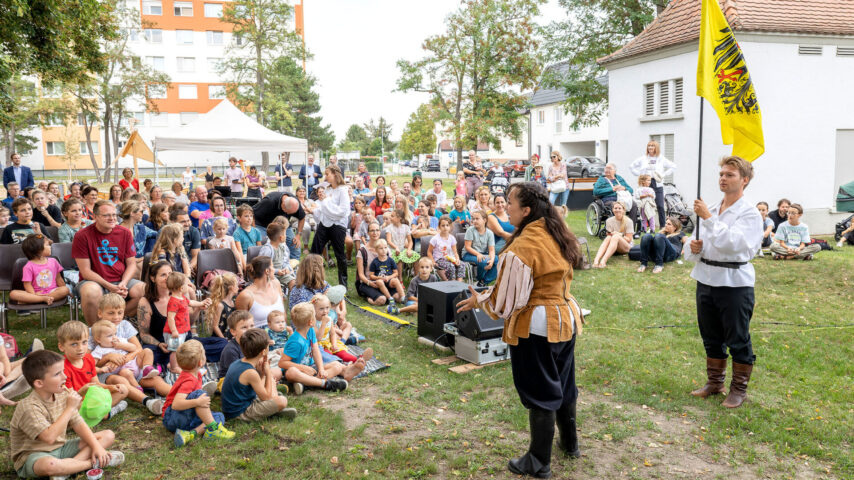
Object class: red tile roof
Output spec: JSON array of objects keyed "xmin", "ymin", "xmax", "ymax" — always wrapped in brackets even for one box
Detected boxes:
[{"xmin": 599, "ymin": 0, "xmax": 854, "ymax": 65}]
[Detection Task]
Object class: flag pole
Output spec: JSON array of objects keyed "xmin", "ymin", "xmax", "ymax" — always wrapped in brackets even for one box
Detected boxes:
[{"xmin": 696, "ymin": 97, "xmax": 704, "ymax": 237}]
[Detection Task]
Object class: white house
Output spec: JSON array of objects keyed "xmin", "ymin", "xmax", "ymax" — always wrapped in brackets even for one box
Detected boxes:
[
  {"xmin": 529, "ymin": 61, "xmax": 609, "ymax": 163},
  {"xmin": 599, "ymin": 0, "xmax": 854, "ymax": 234}
]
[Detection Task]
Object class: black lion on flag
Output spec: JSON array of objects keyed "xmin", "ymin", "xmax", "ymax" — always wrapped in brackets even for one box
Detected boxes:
[{"xmin": 713, "ymin": 27, "xmax": 759, "ymax": 115}]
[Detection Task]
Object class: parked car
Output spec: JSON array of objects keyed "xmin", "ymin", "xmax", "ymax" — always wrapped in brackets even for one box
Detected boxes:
[
  {"xmin": 481, "ymin": 161, "xmax": 494, "ymax": 171},
  {"xmin": 425, "ymin": 159, "xmax": 441, "ymax": 172},
  {"xmin": 566, "ymin": 156, "xmax": 606, "ymax": 178},
  {"xmin": 503, "ymin": 159, "xmax": 531, "ymax": 177}
]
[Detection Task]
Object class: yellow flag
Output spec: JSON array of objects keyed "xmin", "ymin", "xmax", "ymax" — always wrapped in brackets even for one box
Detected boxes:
[{"xmin": 697, "ymin": 0, "xmax": 764, "ymax": 161}]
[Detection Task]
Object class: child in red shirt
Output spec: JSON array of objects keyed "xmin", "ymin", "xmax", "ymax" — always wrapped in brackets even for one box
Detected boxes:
[{"xmin": 164, "ymin": 272, "xmax": 210, "ymax": 373}]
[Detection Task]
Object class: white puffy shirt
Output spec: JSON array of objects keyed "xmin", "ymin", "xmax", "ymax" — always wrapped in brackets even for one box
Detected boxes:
[
  {"xmin": 682, "ymin": 196, "xmax": 763, "ymax": 288},
  {"xmin": 313, "ymin": 185, "xmax": 350, "ymax": 229},
  {"xmin": 630, "ymin": 155, "xmax": 676, "ymax": 183}
]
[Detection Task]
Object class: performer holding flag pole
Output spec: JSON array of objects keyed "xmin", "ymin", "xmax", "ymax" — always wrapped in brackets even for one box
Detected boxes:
[{"xmin": 686, "ymin": 0, "xmax": 765, "ymax": 408}]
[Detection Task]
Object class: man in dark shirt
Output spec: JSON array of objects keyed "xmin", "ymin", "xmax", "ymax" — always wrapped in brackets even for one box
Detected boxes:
[
  {"xmin": 767, "ymin": 198, "xmax": 789, "ymax": 232},
  {"xmin": 171, "ymin": 210, "xmax": 201, "ymax": 271},
  {"xmin": 252, "ymin": 191, "xmax": 305, "ymax": 234}
]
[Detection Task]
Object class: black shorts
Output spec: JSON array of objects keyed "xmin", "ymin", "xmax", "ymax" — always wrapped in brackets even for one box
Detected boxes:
[{"xmin": 356, "ymin": 282, "xmax": 384, "ymax": 301}]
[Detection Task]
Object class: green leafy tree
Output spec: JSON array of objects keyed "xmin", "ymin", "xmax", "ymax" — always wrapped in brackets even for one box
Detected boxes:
[
  {"xmin": 0, "ymin": 75, "xmax": 43, "ymax": 158},
  {"xmin": 397, "ymin": 0, "xmax": 543, "ymax": 168},
  {"xmin": 339, "ymin": 124, "xmax": 369, "ymax": 155},
  {"xmin": 363, "ymin": 117, "xmax": 396, "ymax": 157},
  {"xmin": 399, "ymin": 104, "xmax": 437, "ymax": 159},
  {"xmin": 221, "ymin": 0, "xmax": 304, "ymax": 170},
  {"xmin": 542, "ymin": 0, "xmax": 668, "ymax": 128}
]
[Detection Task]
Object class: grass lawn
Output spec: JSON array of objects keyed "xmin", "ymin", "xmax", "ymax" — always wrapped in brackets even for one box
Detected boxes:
[{"xmin": 0, "ymin": 210, "xmax": 850, "ymax": 479}]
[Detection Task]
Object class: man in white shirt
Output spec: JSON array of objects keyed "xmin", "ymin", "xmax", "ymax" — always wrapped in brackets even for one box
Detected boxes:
[
  {"xmin": 224, "ymin": 157, "xmax": 244, "ymax": 197},
  {"xmin": 683, "ymin": 156, "xmax": 762, "ymax": 409}
]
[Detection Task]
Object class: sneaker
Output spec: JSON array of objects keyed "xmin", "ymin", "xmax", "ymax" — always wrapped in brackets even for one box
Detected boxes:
[
  {"xmin": 203, "ymin": 422, "xmax": 235, "ymax": 440},
  {"xmin": 202, "ymin": 381, "xmax": 218, "ymax": 397},
  {"xmin": 386, "ymin": 300, "xmax": 396, "ymax": 314},
  {"xmin": 581, "ymin": 308, "xmax": 591, "ymax": 317},
  {"xmin": 837, "ymin": 241, "xmax": 844, "ymax": 248},
  {"xmin": 0, "ymin": 375, "xmax": 32, "ymax": 400},
  {"xmin": 803, "ymin": 254, "xmax": 813, "ymax": 261},
  {"xmin": 30, "ymin": 338, "xmax": 44, "ymax": 353},
  {"xmin": 146, "ymin": 397, "xmax": 164, "ymax": 415},
  {"xmin": 17, "ymin": 310, "xmax": 32, "ymax": 317},
  {"xmin": 276, "ymin": 407, "xmax": 298, "ymax": 420},
  {"xmin": 636, "ymin": 265, "xmax": 646, "ymax": 273},
  {"xmin": 652, "ymin": 265, "xmax": 664, "ymax": 274},
  {"xmin": 109, "ymin": 400, "xmax": 128, "ymax": 418},
  {"xmin": 174, "ymin": 429, "xmax": 196, "ymax": 447},
  {"xmin": 93, "ymin": 450, "xmax": 125, "ymax": 468},
  {"xmin": 141, "ymin": 365, "xmax": 161, "ymax": 379},
  {"xmin": 476, "ymin": 281, "xmax": 485, "ymax": 288},
  {"xmin": 324, "ymin": 377, "xmax": 348, "ymax": 392},
  {"xmin": 291, "ymin": 382, "xmax": 304, "ymax": 395}
]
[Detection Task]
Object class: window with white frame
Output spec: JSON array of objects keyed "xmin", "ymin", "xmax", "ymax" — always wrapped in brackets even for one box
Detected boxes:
[
  {"xmin": 537, "ymin": 110, "xmax": 545, "ymax": 125},
  {"xmin": 79, "ymin": 142, "xmax": 99, "ymax": 155},
  {"xmin": 150, "ymin": 112, "xmax": 169, "ymax": 126},
  {"xmin": 649, "ymin": 133, "xmax": 675, "ymax": 182},
  {"xmin": 145, "ymin": 56, "xmax": 165, "ymax": 71},
  {"xmin": 173, "ymin": 1, "xmax": 193, "ymax": 16},
  {"xmin": 180, "ymin": 112, "xmax": 199, "ymax": 125},
  {"xmin": 553, "ymin": 106, "xmax": 562, "ymax": 133},
  {"xmin": 176, "ymin": 57, "xmax": 196, "ymax": 72},
  {"xmin": 148, "ymin": 84, "xmax": 167, "ymax": 99},
  {"xmin": 128, "ymin": 29, "xmax": 140, "ymax": 41},
  {"xmin": 125, "ymin": 111, "xmax": 144, "ymax": 126},
  {"xmin": 142, "ymin": 0, "xmax": 162, "ymax": 15},
  {"xmin": 46, "ymin": 142, "xmax": 66, "ymax": 155},
  {"xmin": 208, "ymin": 85, "xmax": 226, "ymax": 99},
  {"xmin": 143, "ymin": 29, "xmax": 162, "ymax": 43},
  {"xmin": 643, "ymin": 79, "xmax": 683, "ymax": 118},
  {"xmin": 204, "ymin": 3, "xmax": 223, "ymax": 17},
  {"xmin": 206, "ymin": 57, "xmax": 223, "ymax": 72},
  {"xmin": 178, "ymin": 84, "xmax": 198, "ymax": 99},
  {"xmin": 175, "ymin": 30, "xmax": 194, "ymax": 44},
  {"xmin": 77, "ymin": 113, "xmax": 96, "ymax": 126},
  {"xmin": 233, "ymin": 33, "xmax": 245, "ymax": 46},
  {"xmin": 206, "ymin": 31, "xmax": 223, "ymax": 45}
]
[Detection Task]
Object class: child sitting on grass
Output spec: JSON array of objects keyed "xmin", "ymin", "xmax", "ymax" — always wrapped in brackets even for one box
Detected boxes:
[
  {"xmin": 279, "ymin": 303, "xmax": 370, "ymax": 393},
  {"xmin": 232, "ymin": 204, "xmax": 262, "ymax": 258},
  {"xmin": 448, "ymin": 195, "xmax": 471, "ymax": 230},
  {"xmin": 310, "ymin": 294, "xmax": 366, "ymax": 364},
  {"xmin": 369, "ymin": 239, "xmax": 406, "ymax": 306},
  {"xmin": 259, "ymin": 222, "xmax": 296, "ymax": 292},
  {"xmin": 400, "ymin": 257, "xmax": 440, "ymax": 314},
  {"xmin": 10, "ymin": 350, "xmax": 124, "ymax": 479},
  {"xmin": 166, "ymin": 340, "xmax": 235, "ymax": 447},
  {"xmin": 218, "ymin": 311, "xmax": 282, "ymax": 383},
  {"xmin": 770, "ymin": 203, "xmax": 820, "ymax": 260},
  {"xmin": 221, "ymin": 328, "xmax": 296, "ymax": 423},
  {"xmin": 265, "ymin": 310, "xmax": 291, "ymax": 369},
  {"xmin": 757, "ymin": 201, "xmax": 774, "ymax": 250},
  {"xmin": 165, "ymin": 272, "xmax": 211, "ymax": 373},
  {"xmin": 90, "ymin": 320, "xmax": 159, "ymax": 393},
  {"xmin": 207, "ymin": 217, "xmax": 245, "ymax": 273},
  {"xmin": 10, "ymin": 233, "xmax": 69, "ymax": 306}
]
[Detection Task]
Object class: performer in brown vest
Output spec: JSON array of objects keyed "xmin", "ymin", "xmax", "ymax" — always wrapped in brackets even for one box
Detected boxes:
[{"xmin": 457, "ymin": 182, "xmax": 583, "ymax": 478}]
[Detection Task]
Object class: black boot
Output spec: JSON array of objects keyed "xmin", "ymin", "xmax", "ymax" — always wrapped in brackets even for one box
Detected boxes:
[
  {"xmin": 508, "ymin": 408, "xmax": 554, "ymax": 478},
  {"xmin": 555, "ymin": 401, "xmax": 580, "ymax": 458}
]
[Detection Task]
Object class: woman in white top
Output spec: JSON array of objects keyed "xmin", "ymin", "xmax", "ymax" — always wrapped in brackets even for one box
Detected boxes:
[
  {"xmin": 546, "ymin": 151, "xmax": 570, "ymax": 208},
  {"xmin": 307, "ymin": 165, "xmax": 351, "ymax": 286},
  {"xmin": 235, "ymin": 256, "xmax": 285, "ymax": 329},
  {"xmin": 629, "ymin": 140, "xmax": 675, "ymax": 228}
]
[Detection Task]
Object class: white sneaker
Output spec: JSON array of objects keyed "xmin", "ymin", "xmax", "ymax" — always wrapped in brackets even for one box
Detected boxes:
[
  {"xmin": 291, "ymin": 382, "xmax": 304, "ymax": 395},
  {"xmin": 30, "ymin": 338, "xmax": 44, "ymax": 352},
  {"xmin": 109, "ymin": 400, "xmax": 128, "ymax": 418},
  {"xmin": 0, "ymin": 375, "xmax": 31, "ymax": 400},
  {"xmin": 837, "ymin": 241, "xmax": 844, "ymax": 248},
  {"xmin": 147, "ymin": 397, "xmax": 163, "ymax": 415},
  {"xmin": 94, "ymin": 450, "xmax": 125, "ymax": 469},
  {"xmin": 202, "ymin": 381, "xmax": 217, "ymax": 397},
  {"xmin": 581, "ymin": 308, "xmax": 591, "ymax": 317}
]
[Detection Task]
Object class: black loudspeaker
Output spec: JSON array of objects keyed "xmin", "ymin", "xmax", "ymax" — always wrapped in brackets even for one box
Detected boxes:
[
  {"xmin": 417, "ymin": 281, "xmax": 471, "ymax": 346},
  {"xmin": 454, "ymin": 290, "xmax": 503, "ymax": 340},
  {"xmin": 233, "ymin": 197, "xmax": 260, "ymax": 208}
]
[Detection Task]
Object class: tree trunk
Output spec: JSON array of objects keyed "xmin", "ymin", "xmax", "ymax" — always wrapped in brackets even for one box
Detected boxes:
[
  {"xmin": 102, "ymin": 104, "xmax": 113, "ymax": 183},
  {"xmin": 82, "ymin": 115, "xmax": 102, "ymax": 183}
]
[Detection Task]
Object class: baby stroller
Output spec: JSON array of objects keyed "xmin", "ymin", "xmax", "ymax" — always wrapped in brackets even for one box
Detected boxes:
[
  {"xmin": 662, "ymin": 182, "xmax": 695, "ymax": 234},
  {"xmin": 485, "ymin": 169, "xmax": 510, "ymax": 196}
]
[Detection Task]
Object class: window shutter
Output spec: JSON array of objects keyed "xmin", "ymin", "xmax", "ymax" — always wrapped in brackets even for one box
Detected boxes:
[
  {"xmin": 798, "ymin": 45, "xmax": 822, "ymax": 56},
  {"xmin": 644, "ymin": 84, "xmax": 655, "ymax": 116},
  {"xmin": 836, "ymin": 46, "xmax": 854, "ymax": 57},
  {"xmin": 659, "ymin": 81, "xmax": 670, "ymax": 115},
  {"xmin": 674, "ymin": 79, "xmax": 683, "ymax": 113}
]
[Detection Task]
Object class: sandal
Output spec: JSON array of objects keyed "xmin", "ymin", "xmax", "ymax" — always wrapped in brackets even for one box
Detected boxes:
[{"xmin": 652, "ymin": 265, "xmax": 664, "ymax": 274}]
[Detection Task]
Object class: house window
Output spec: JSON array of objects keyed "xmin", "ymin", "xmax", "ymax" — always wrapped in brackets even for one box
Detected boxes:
[
  {"xmin": 126, "ymin": 111, "xmax": 144, "ymax": 126},
  {"xmin": 45, "ymin": 114, "xmax": 65, "ymax": 126},
  {"xmin": 233, "ymin": 34, "xmax": 245, "ymax": 46},
  {"xmin": 207, "ymin": 57, "xmax": 223, "ymax": 72},
  {"xmin": 649, "ymin": 134, "xmax": 675, "ymax": 182},
  {"xmin": 206, "ymin": 31, "xmax": 223, "ymax": 45},
  {"xmin": 644, "ymin": 79, "xmax": 683, "ymax": 117},
  {"xmin": 150, "ymin": 112, "xmax": 169, "ymax": 126},
  {"xmin": 176, "ymin": 30, "xmax": 194, "ymax": 44},
  {"xmin": 148, "ymin": 84, "xmax": 167, "ymax": 99},
  {"xmin": 674, "ymin": 79, "xmax": 683, "ymax": 113},
  {"xmin": 515, "ymin": 136, "xmax": 523, "ymax": 147},
  {"xmin": 77, "ymin": 113, "xmax": 96, "ymax": 126},
  {"xmin": 143, "ymin": 29, "xmax": 162, "ymax": 43},
  {"xmin": 146, "ymin": 56, "xmax": 165, "ymax": 71},
  {"xmin": 537, "ymin": 110, "xmax": 545, "ymax": 125},
  {"xmin": 176, "ymin": 57, "xmax": 196, "ymax": 73},
  {"xmin": 46, "ymin": 142, "xmax": 66, "ymax": 155},
  {"xmin": 173, "ymin": 1, "xmax": 193, "ymax": 16},
  {"xmin": 553, "ymin": 107, "xmax": 562, "ymax": 134},
  {"xmin": 178, "ymin": 84, "xmax": 198, "ymax": 99},
  {"xmin": 204, "ymin": 3, "xmax": 223, "ymax": 17},
  {"xmin": 142, "ymin": 0, "xmax": 162, "ymax": 15},
  {"xmin": 128, "ymin": 29, "xmax": 140, "ymax": 42},
  {"xmin": 180, "ymin": 112, "xmax": 199, "ymax": 125},
  {"xmin": 208, "ymin": 85, "xmax": 226, "ymax": 99},
  {"xmin": 659, "ymin": 82, "xmax": 670, "ymax": 115},
  {"xmin": 79, "ymin": 142, "xmax": 99, "ymax": 155}
]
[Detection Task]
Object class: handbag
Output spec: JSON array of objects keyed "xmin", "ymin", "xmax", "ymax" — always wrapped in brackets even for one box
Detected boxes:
[
  {"xmin": 609, "ymin": 178, "xmax": 633, "ymax": 209},
  {"xmin": 549, "ymin": 180, "xmax": 567, "ymax": 194}
]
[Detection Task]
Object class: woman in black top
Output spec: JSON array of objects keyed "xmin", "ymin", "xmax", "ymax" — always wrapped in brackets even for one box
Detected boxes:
[
  {"xmin": 637, "ymin": 216, "xmax": 686, "ymax": 273},
  {"xmin": 204, "ymin": 165, "xmax": 215, "ymax": 190}
]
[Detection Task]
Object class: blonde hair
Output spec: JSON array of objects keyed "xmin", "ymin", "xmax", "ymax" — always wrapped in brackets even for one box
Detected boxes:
[
  {"xmin": 166, "ymin": 271, "xmax": 186, "ymax": 292},
  {"xmin": 151, "ymin": 223, "xmax": 183, "ymax": 261},
  {"xmin": 294, "ymin": 254, "xmax": 326, "ymax": 290},
  {"xmin": 417, "ymin": 256, "xmax": 433, "ymax": 268},
  {"xmin": 374, "ymin": 239, "xmax": 388, "ymax": 249},
  {"xmin": 309, "ymin": 293, "xmax": 330, "ymax": 309},
  {"xmin": 97, "ymin": 293, "xmax": 125, "ymax": 312},
  {"xmin": 393, "ymin": 195, "xmax": 413, "ymax": 223},
  {"xmin": 471, "ymin": 210, "xmax": 489, "ymax": 221},
  {"xmin": 550, "ymin": 150, "xmax": 562, "ymax": 162},
  {"xmin": 91, "ymin": 320, "xmax": 116, "ymax": 340},
  {"xmin": 206, "ymin": 273, "xmax": 238, "ymax": 330},
  {"xmin": 176, "ymin": 340, "xmax": 204, "ymax": 370},
  {"xmin": 718, "ymin": 155, "xmax": 754, "ymax": 184},
  {"xmin": 119, "ymin": 200, "xmax": 141, "ymax": 221},
  {"xmin": 611, "ymin": 201, "xmax": 630, "ymax": 233},
  {"xmin": 57, "ymin": 320, "xmax": 88, "ymax": 344},
  {"xmin": 638, "ymin": 174, "xmax": 651, "ymax": 186},
  {"xmin": 267, "ymin": 310, "xmax": 285, "ymax": 324},
  {"xmin": 290, "ymin": 302, "xmax": 315, "ymax": 328},
  {"xmin": 646, "ymin": 140, "xmax": 661, "ymax": 157},
  {"xmin": 213, "ymin": 217, "xmax": 228, "ymax": 231}
]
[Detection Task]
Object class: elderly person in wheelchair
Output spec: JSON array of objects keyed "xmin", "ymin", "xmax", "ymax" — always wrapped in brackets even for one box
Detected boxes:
[{"xmin": 587, "ymin": 164, "xmax": 640, "ymax": 238}]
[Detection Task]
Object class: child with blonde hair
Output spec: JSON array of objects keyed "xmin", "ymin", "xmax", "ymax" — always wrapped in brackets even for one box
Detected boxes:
[
  {"xmin": 310, "ymin": 294, "xmax": 367, "ymax": 364},
  {"xmin": 206, "ymin": 273, "xmax": 239, "ymax": 339},
  {"xmin": 634, "ymin": 174, "xmax": 658, "ymax": 233},
  {"xmin": 208, "ymin": 217, "xmax": 245, "ymax": 273},
  {"xmin": 90, "ymin": 319, "xmax": 159, "ymax": 391},
  {"xmin": 151, "ymin": 223, "xmax": 190, "ymax": 274},
  {"xmin": 448, "ymin": 195, "xmax": 471, "ymax": 230},
  {"xmin": 455, "ymin": 171, "xmax": 467, "ymax": 198}
]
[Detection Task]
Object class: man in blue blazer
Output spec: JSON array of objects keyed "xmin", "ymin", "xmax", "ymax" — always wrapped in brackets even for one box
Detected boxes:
[
  {"xmin": 298, "ymin": 154, "xmax": 322, "ymax": 197},
  {"xmin": 3, "ymin": 152, "xmax": 34, "ymax": 190}
]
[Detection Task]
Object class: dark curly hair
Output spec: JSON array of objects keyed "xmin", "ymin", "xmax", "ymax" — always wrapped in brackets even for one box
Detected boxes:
[{"xmin": 503, "ymin": 182, "xmax": 580, "ymax": 268}]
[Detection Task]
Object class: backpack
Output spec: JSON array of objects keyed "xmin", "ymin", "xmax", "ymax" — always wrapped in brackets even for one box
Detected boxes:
[
  {"xmin": 808, "ymin": 238, "xmax": 832, "ymax": 251},
  {"xmin": 1, "ymin": 333, "xmax": 21, "ymax": 360},
  {"xmin": 201, "ymin": 269, "xmax": 248, "ymax": 291},
  {"xmin": 835, "ymin": 214, "xmax": 854, "ymax": 241}
]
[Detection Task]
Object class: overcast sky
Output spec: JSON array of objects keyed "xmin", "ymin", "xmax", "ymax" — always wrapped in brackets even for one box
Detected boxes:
[{"xmin": 303, "ymin": 0, "xmax": 565, "ymax": 142}]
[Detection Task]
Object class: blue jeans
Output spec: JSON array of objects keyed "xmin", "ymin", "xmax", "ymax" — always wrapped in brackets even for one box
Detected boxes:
[
  {"xmin": 162, "ymin": 389, "xmax": 224, "ymax": 432},
  {"xmin": 462, "ymin": 252, "xmax": 498, "ymax": 283},
  {"xmin": 287, "ymin": 227, "xmax": 301, "ymax": 259},
  {"xmin": 549, "ymin": 189, "xmax": 570, "ymax": 207},
  {"xmin": 639, "ymin": 233, "xmax": 679, "ymax": 267}
]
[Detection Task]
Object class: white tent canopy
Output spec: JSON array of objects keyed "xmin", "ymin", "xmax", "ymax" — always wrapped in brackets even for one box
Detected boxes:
[{"xmin": 153, "ymin": 100, "xmax": 307, "ymax": 153}]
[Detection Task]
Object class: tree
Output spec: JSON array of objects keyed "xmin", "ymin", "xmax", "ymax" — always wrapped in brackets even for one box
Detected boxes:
[
  {"xmin": 363, "ymin": 117, "xmax": 396, "ymax": 158},
  {"xmin": 339, "ymin": 124, "xmax": 369, "ymax": 155},
  {"xmin": 397, "ymin": 0, "xmax": 543, "ymax": 168},
  {"xmin": 399, "ymin": 104, "xmax": 437, "ymax": 159},
  {"xmin": 0, "ymin": 75, "xmax": 42, "ymax": 159},
  {"xmin": 221, "ymin": 0, "xmax": 304, "ymax": 170},
  {"xmin": 542, "ymin": 0, "xmax": 668, "ymax": 128}
]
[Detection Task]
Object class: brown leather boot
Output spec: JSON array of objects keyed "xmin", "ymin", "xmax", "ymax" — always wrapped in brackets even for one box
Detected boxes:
[
  {"xmin": 690, "ymin": 357, "xmax": 727, "ymax": 398},
  {"xmin": 722, "ymin": 362, "xmax": 753, "ymax": 408}
]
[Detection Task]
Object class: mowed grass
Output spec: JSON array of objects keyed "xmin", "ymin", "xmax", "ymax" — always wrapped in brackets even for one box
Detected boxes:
[{"xmin": 0, "ymin": 210, "xmax": 850, "ymax": 479}]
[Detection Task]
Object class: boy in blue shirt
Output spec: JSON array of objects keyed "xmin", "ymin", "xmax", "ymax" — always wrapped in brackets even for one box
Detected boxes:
[
  {"xmin": 232, "ymin": 205, "xmax": 262, "ymax": 257},
  {"xmin": 770, "ymin": 203, "xmax": 820, "ymax": 260}
]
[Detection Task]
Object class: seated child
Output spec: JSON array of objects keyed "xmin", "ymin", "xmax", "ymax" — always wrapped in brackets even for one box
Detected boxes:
[
  {"xmin": 448, "ymin": 195, "xmax": 471, "ymax": 230},
  {"xmin": 221, "ymin": 328, "xmax": 296, "ymax": 422},
  {"xmin": 0, "ymin": 198, "xmax": 40, "ymax": 245},
  {"xmin": 265, "ymin": 309, "xmax": 292, "ymax": 364},
  {"xmin": 368, "ymin": 239, "xmax": 405, "ymax": 305},
  {"xmin": 411, "ymin": 214, "xmax": 438, "ymax": 251},
  {"xmin": 0, "ymin": 205, "xmax": 10, "ymax": 228},
  {"xmin": 218, "ymin": 311, "xmax": 253, "ymax": 382},
  {"xmin": 462, "ymin": 210, "xmax": 498, "ymax": 286},
  {"xmin": 310, "ymin": 294, "xmax": 368, "ymax": 364},
  {"xmin": 164, "ymin": 340, "xmax": 235, "ymax": 447},
  {"xmin": 10, "ymin": 233, "xmax": 70, "ymax": 305},
  {"xmin": 90, "ymin": 320, "xmax": 159, "ymax": 392},
  {"xmin": 258, "ymin": 222, "xmax": 296, "ymax": 291},
  {"xmin": 207, "ymin": 218, "xmax": 246, "ymax": 273},
  {"xmin": 384, "ymin": 209, "xmax": 418, "ymax": 279},
  {"xmin": 165, "ymin": 272, "xmax": 211, "ymax": 373},
  {"xmin": 206, "ymin": 273, "xmax": 238, "ymax": 339},
  {"xmin": 10, "ymin": 350, "xmax": 124, "ymax": 479},
  {"xmin": 770, "ymin": 203, "xmax": 820, "ymax": 260},
  {"xmin": 428, "ymin": 216, "xmax": 465, "ymax": 281},
  {"xmin": 279, "ymin": 303, "xmax": 371, "ymax": 392},
  {"xmin": 0, "ymin": 336, "xmax": 41, "ymax": 407},
  {"xmin": 58, "ymin": 198, "xmax": 91, "ymax": 243},
  {"xmin": 325, "ymin": 285, "xmax": 362, "ymax": 345},
  {"xmin": 57, "ymin": 321, "xmax": 129, "ymax": 424},
  {"xmin": 634, "ymin": 174, "xmax": 658, "ymax": 233},
  {"xmin": 757, "ymin": 201, "xmax": 774, "ymax": 250},
  {"xmin": 150, "ymin": 223, "xmax": 190, "ymax": 275},
  {"xmin": 232, "ymin": 204, "xmax": 262, "ymax": 258},
  {"xmin": 399, "ymin": 257, "xmax": 440, "ymax": 314}
]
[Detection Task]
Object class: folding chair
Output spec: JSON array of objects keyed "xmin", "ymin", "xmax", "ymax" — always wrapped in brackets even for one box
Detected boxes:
[
  {"xmin": 5, "ymin": 258, "xmax": 71, "ymax": 330},
  {"xmin": 247, "ymin": 245, "xmax": 264, "ymax": 264},
  {"xmin": 0, "ymin": 244, "xmax": 24, "ymax": 331},
  {"xmin": 454, "ymin": 232, "xmax": 476, "ymax": 284},
  {"xmin": 51, "ymin": 242, "xmax": 80, "ymax": 322},
  {"xmin": 195, "ymin": 249, "xmax": 240, "ymax": 298},
  {"xmin": 43, "ymin": 226, "xmax": 60, "ymax": 243}
]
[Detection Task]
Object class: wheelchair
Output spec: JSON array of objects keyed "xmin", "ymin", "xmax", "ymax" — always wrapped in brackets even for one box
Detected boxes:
[
  {"xmin": 586, "ymin": 197, "xmax": 638, "ymax": 239},
  {"xmin": 586, "ymin": 187, "xmax": 696, "ymax": 239}
]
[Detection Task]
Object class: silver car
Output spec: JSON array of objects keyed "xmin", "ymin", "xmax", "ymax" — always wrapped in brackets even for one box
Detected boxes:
[{"xmin": 566, "ymin": 156, "xmax": 606, "ymax": 178}]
